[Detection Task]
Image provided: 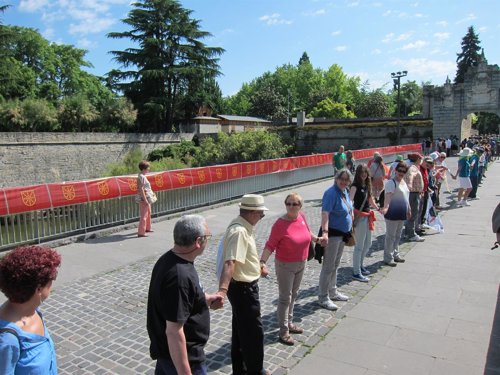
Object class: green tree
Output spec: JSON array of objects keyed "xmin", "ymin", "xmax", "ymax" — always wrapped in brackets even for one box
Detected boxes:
[
  {"xmin": 475, "ymin": 112, "xmax": 499, "ymax": 134},
  {"xmin": 107, "ymin": 0, "xmax": 224, "ymax": 132},
  {"xmin": 390, "ymin": 80, "xmax": 423, "ymax": 117},
  {"xmin": 192, "ymin": 131, "xmax": 289, "ymax": 166},
  {"xmin": 455, "ymin": 26, "xmax": 483, "ymax": 84},
  {"xmin": 298, "ymin": 51, "xmax": 310, "ymax": 66},
  {"xmin": 98, "ymin": 97, "xmax": 137, "ymax": 132},
  {"xmin": 248, "ymin": 73, "xmax": 287, "ymax": 121},
  {"xmin": 355, "ymin": 89, "xmax": 391, "ymax": 118},
  {"xmin": 0, "ymin": 98, "xmax": 58, "ymax": 131},
  {"xmin": 309, "ymin": 98, "xmax": 355, "ymax": 119},
  {"xmin": 58, "ymin": 94, "xmax": 99, "ymax": 131}
]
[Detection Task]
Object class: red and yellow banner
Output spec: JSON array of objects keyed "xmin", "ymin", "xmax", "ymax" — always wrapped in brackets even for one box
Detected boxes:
[
  {"xmin": 191, "ymin": 168, "xmax": 211, "ymax": 186},
  {"xmin": 147, "ymin": 172, "xmax": 173, "ymax": 191},
  {"xmin": 47, "ymin": 182, "xmax": 89, "ymax": 207},
  {"xmin": 168, "ymin": 170, "xmax": 194, "ymax": 189},
  {"xmin": 0, "ymin": 190, "xmax": 8, "ymax": 216},
  {"xmin": 0, "ymin": 144, "xmax": 422, "ymax": 214},
  {"xmin": 86, "ymin": 178, "xmax": 121, "ymax": 202},
  {"xmin": 3, "ymin": 185, "xmax": 52, "ymax": 214}
]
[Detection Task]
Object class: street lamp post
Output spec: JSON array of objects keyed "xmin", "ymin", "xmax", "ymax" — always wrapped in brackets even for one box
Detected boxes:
[{"xmin": 391, "ymin": 70, "xmax": 408, "ymax": 145}]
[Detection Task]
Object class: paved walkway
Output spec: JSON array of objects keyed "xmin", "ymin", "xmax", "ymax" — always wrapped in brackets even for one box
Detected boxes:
[{"xmin": 3, "ymin": 159, "xmax": 499, "ymax": 374}]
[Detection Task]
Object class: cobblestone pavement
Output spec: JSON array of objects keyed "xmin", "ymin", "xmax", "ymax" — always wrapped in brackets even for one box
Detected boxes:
[{"xmin": 43, "ymin": 177, "xmax": 462, "ymax": 374}]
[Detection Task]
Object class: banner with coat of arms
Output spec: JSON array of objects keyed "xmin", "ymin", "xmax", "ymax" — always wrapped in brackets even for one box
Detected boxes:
[{"xmin": 0, "ymin": 144, "xmax": 423, "ymax": 215}]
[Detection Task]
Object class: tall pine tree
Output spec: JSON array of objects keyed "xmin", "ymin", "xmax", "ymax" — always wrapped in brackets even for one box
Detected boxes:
[
  {"xmin": 455, "ymin": 26, "xmax": 482, "ymax": 84},
  {"xmin": 107, "ymin": 0, "xmax": 224, "ymax": 132}
]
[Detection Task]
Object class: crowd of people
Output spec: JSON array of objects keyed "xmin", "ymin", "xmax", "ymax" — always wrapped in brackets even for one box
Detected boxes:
[{"xmin": 0, "ymin": 143, "xmax": 497, "ymax": 375}]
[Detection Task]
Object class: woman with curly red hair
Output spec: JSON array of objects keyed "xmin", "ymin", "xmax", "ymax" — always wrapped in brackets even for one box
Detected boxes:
[{"xmin": 0, "ymin": 245, "xmax": 61, "ymax": 375}]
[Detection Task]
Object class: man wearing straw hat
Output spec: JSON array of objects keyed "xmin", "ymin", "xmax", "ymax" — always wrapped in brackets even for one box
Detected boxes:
[{"xmin": 217, "ymin": 194, "xmax": 270, "ymax": 375}]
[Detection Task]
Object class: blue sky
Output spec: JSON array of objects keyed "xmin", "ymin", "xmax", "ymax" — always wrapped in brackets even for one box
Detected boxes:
[{"xmin": 4, "ymin": 0, "xmax": 500, "ymax": 96}]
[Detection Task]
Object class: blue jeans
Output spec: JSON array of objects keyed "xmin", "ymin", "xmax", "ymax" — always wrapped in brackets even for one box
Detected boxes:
[{"xmin": 155, "ymin": 358, "xmax": 207, "ymax": 375}]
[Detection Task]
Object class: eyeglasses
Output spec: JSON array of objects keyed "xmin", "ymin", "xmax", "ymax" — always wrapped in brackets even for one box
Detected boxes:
[
  {"xmin": 285, "ymin": 202, "xmax": 301, "ymax": 206},
  {"xmin": 201, "ymin": 234, "xmax": 212, "ymax": 241},
  {"xmin": 396, "ymin": 169, "xmax": 407, "ymax": 173},
  {"xmin": 253, "ymin": 211, "xmax": 265, "ymax": 218}
]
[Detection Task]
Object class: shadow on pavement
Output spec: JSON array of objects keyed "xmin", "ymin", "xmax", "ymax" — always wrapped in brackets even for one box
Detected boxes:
[{"xmin": 484, "ymin": 284, "xmax": 500, "ymax": 374}]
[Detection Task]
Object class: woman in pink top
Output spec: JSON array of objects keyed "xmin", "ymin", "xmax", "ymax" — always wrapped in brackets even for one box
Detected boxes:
[{"xmin": 260, "ymin": 193, "xmax": 319, "ymax": 346}]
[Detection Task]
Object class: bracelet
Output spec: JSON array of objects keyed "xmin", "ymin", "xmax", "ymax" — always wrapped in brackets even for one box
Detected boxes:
[
  {"xmin": 218, "ymin": 287, "xmax": 228, "ymax": 293},
  {"xmin": 322, "ymin": 230, "xmax": 329, "ymax": 233}
]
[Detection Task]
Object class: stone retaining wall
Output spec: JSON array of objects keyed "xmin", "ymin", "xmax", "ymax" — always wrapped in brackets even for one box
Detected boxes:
[{"xmin": 0, "ymin": 133, "xmax": 191, "ymax": 187}]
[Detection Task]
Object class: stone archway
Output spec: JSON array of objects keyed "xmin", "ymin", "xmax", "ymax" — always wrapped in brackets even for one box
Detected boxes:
[{"xmin": 423, "ymin": 58, "xmax": 500, "ymax": 140}]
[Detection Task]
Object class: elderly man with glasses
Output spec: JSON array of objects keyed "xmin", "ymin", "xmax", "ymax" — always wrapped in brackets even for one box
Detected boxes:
[
  {"xmin": 217, "ymin": 194, "xmax": 270, "ymax": 375},
  {"xmin": 147, "ymin": 215, "xmax": 222, "ymax": 375}
]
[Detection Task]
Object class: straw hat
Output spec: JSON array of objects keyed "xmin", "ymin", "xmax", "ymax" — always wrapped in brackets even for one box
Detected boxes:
[{"xmin": 239, "ymin": 194, "xmax": 269, "ymax": 211}]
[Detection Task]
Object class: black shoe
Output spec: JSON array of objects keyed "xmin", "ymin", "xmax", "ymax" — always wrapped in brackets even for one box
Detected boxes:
[
  {"xmin": 384, "ymin": 261, "xmax": 397, "ymax": 267},
  {"xmin": 394, "ymin": 257, "xmax": 406, "ymax": 263}
]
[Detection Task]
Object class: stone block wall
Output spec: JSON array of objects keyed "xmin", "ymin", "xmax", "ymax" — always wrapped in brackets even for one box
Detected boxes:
[
  {"xmin": 0, "ymin": 133, "xmax": 191, "ymax": 187},
  {"xmin": 276, "ymin": 121, "xmax": 432, "ymax": 155}
]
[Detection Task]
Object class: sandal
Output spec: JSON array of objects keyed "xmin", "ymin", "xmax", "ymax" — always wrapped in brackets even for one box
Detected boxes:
[
  {"xmin": 288, "ymin": 324, "xmax": 304, "ymax": 334},
  {"xmin": 279, "ymin": 335, "xmax": 295, "ymax": 346}
]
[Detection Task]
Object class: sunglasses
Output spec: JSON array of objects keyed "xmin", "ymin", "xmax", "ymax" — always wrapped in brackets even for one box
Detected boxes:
[
  {"xmin": 285, "ymin": 202, "xmax": 301, "ymax": 206},
  {"xmin": 396, "ymin": 169, "xmax": 407, "ymax": 173}
]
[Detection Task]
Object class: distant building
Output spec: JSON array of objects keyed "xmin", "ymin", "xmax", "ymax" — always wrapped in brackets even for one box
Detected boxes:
[{"xmin": 181, "ymin": 114, "xmax": 271, "ymax": 134}]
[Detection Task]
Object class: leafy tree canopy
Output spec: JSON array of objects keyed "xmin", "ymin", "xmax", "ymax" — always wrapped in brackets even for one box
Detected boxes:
[{"xmin": 107, "ymin": 0, "xmax": 224, "ymax": 132}]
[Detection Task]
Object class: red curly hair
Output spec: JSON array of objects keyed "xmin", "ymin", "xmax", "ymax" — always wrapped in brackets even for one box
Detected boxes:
[{"xmin": 0, "ymin": 245, "xmax": 61, "ymax": 303}]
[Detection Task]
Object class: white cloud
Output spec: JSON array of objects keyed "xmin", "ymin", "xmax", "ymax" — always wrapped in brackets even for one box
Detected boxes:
[
  {"xmin": 414, "ymin": 13, "xmax": 425, "ymax": 18},
  {"xmin": 383, "ymin": 10, "xmax": 392, "ymax": 17},
  {"xmin": 77, "ymin": 37, "xmax": 97, "ymax": 49},
  {"xmin": 331, "ymin": 30, "xmax": 342, "ymax": 36},
  {"xmin": 478, "ymin": 26, "xmax": 487, "ymax": 33},
  {"xmin": 69, "ymin": 17, "xmax": 116, "ymax": 34},
  {"xmin": 433, "ymin": 32, "xmax": 450, "ymax": 41},
  {"xmin": 335, "ymin": 45, "xmax": 347, "ymax": 52},
  {"xmin": 410, "ymin": 2, "xmax": 419, "ymax": 7},
  {"xmin": 303, "ymin": 9, "xmax": 326, "ymax": 16},
  {"xmin": 401, "ymin": 40, "xmax": 428, "ymax": 50},
  {"xmin": 21, "ymin": 0, "xmax": 131, "ymax": 37},
  {"xmin": 347, "ymin": 1, "xmax": 359, "ymax": 7},
  {"xmin": 436, "ymin": 20, "xmax": 448, "ymax": 27},
  {"xmin": 372, "ymin": 49, "xmax": 381, "ymax": 55},
  {"xmin": 19, "ymin": 0, "xmax": 50, "ymax": 12},
  {"xmin": 42, "ymin": 27, "xmax": 55, "ymax": 39},
  {"xmin": 392, "ymin": 58, "xmax": 455, "ymax": 79},
  {"xmin": 259, "ymin": 13, "xmax": 293, "ymax": 26},
  {"xmin": 383, "ymin": 32, "xmax": 411, "ymax": 43},
  {"xmin": 372, "ymin": 2, "xmax": 383, "ymax": 7},
  {"xmin": 456, "ymin": 13, "xmax": 477, "ymax": 24}
]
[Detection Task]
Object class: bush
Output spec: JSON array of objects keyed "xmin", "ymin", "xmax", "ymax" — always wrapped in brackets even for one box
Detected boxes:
[
  {"xmin": 104, "ymin": 147, "xmax": 144, "ymax": 176},
  {"xmin": 192, "ymin": 131, "xmax": 290, "ymax": 167}
]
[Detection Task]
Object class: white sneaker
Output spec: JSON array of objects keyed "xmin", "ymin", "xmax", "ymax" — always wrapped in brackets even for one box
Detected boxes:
[
  {"xmin": 409, "ymin": 235, "xmax": 425, "ymax": 242},
  {"xmin": 456, "ymin": 200, "xmax": 464, "ymax": 206},
  {"xmin": 318, "ymin": 299, "xmax": 338, "ymax": 311},
  {"xmin": 463, "ymin": 200, "xmax": 471, "ymax": 206},
  {"xmin": 331, "ymin": 292, "xmax": 349, "ymax": 301}
]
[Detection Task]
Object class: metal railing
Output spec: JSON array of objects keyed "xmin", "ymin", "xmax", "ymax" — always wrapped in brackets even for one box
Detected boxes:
[
  {"xmin": 0, "ymin": 146, "xmax": 417, "ymax": 251},
  {"xmin": 0, "ymin": 164, "xmax": 333, "ymax": 250}
]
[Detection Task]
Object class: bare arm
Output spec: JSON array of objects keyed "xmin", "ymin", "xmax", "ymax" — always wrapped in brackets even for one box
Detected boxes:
[
  {"xmin": 217, "ymin": 260, "xmax": 235, "ymax": 299},
  {"xmin": 349, "ymin": 186, "xmax": 357, "ymax": 202},
  {"xmin": 320, "ymin": 211, "xmax": 329, "ymax": 246},
  {"xmin": 259, "ymin": 248, "xmax": 273, "ymax": 277},
  {"xmin": 166, "ymin": 321, "xmax": 192, "ymax": 375}
]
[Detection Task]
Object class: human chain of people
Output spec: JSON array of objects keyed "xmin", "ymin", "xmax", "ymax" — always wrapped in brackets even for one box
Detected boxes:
[{"xmin": 1, "ymin": 138, "xmax": 499, "ymax": 374}]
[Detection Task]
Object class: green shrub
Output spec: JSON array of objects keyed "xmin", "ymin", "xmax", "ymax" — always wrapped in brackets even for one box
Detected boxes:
[{"xmin": 104, "ymin": 147, "xmax": 144, "ymax": 176}]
